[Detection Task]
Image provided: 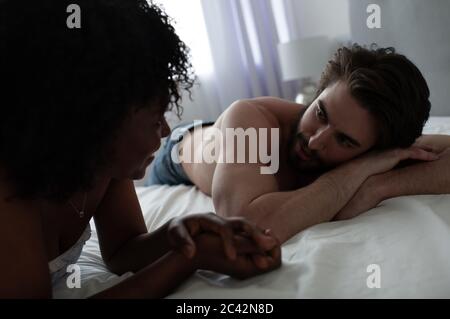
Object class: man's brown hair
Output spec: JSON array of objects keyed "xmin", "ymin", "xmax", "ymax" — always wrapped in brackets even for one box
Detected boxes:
[{"xmin": 317, "ymin": 44, "xmax": 431, "ymax": 148}]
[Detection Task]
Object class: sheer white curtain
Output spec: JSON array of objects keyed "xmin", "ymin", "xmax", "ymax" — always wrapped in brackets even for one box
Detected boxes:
[{"xmin": 157, "ymin": 0, "xmax": 299, "ymax": 123}]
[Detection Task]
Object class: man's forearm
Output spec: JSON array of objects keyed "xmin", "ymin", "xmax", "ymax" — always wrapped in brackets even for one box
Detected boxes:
[
  {"xmin": 245, "ymin": 159, "xmax": 375, "ymax": 242},
  {"xmin": 376, "ymin": 148, "xmax": 450, "ymax": 200}
]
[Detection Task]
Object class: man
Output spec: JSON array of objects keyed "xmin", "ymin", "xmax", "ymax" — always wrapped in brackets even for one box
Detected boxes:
[{"xmin": 148, "ymin": 45, "xmax": 450, "ymax": 243}]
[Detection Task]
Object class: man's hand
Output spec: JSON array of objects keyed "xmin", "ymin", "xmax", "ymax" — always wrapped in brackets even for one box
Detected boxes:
[
  {"xmin": 192, "ymin": 232, "xmax": 282, "ymax": 280},
  {"xmin": 328, "ymin": 146, "xmax": 438, "ymax": 220},
  {"xmin": 355, "ymin": 146, "xmax": 439, "ymax": 177},
  {"xmin": 166, "ymin": 213, "xmax": 278, "ymax": 260},
  {"xmin": 333, "ymin": 175, "xmax": 383, "ymax": 220},
  {"xmin": 334, "ymin": 145, "xmax": 446, "ymax": 221},
  {"xmin": 413, "ymin": 134, "xmax": 450, "ymax": 154}
]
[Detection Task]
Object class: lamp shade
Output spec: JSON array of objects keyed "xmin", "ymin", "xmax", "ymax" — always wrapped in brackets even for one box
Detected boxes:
[{"xmin": 277, "ymin": 36, "xmax": 331, "ymax": 81}]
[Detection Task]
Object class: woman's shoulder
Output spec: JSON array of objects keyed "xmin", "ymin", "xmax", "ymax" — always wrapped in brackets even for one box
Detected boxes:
[
  {"xmin": 0, "ymin": 173, "xmax": 43, "ymax": 243},
  {"xmin": 0, "ymin": 163, "xmax": 44, "ymax": 242},
  {"xmin": 0, "ymin": 177, "xmax": 52, "ymax": 298}
]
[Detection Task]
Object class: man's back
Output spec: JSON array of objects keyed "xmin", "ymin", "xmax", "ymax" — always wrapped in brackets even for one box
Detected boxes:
[{"xmin": 180, "ymin": 97, "xmax": 305, "ymax": 195}]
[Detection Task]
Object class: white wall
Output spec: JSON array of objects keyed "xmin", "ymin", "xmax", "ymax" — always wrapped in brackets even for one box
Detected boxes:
[
  {"xmin": 348, "ymin": 0, "xmax": 450, "ymax": 116},
  {"xmin": 287, "ymin": 0, "xmax": 351, "ymax": 41},
  {"xmin": 284, "ymin": 0, "xmax": 450, "ymax": 115}
]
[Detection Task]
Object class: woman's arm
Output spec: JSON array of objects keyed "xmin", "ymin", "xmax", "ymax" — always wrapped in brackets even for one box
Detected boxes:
[
  {"xmin": 0, "ymin": 200, "xmax": 52, "ymax": 298},
  {"xmin": 94, "ymin": 179, "xmax": 173, "ymax": 274},
  {"xmin": 90, "ymin": 250, "xmax": 195, "ymax": 299},
  {"xmin": 94, "ymin": 179, "xmax": 279, "ymax": 275},
  {"xmin": 91, "ymin": 231, "xmax": 281, "ymax": 299},
  {"xmin": 0, "ymin": 198, "xmax": 192, "ymax": 299}
]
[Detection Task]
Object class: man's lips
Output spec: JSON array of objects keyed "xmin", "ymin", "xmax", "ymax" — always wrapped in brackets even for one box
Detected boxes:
[{"xmin": 296, "ymin": 141, "xmax": 312, "ymax": 161}]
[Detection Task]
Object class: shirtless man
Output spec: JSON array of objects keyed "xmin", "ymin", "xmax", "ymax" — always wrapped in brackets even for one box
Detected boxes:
[{"xmin": 148, "ymin": 45, "xmax": 450, "ymax": 243}]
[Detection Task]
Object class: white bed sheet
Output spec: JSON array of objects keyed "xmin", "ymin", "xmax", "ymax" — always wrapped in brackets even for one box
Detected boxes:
[{"xmin": 53, "ymin": 117, "xmax": 450, "ymax": 298}]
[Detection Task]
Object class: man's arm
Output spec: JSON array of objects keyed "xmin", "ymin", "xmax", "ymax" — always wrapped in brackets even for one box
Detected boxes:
[
  {"xmin": 212, "ymin": 101, "xmax": 437, "ymax": 242},
  {"xmin": 376, "ymin": 146, "xmax": 450, "ymax": 199},
  {"xmin": 215, "ymin": 151, "xmax": 425, "ymax": 243},
  {"xmin": 334, "ymin": 136, "xmax": 450, "ymax": 220},
  {"xmin": 216, "ymin": 163, "xmax": 370, "ymax": 243}
]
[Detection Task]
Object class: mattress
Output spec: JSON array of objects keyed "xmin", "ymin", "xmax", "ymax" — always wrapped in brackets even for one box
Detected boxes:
[{"xmin": 53, "ymin": 116, "xmax": 450, "ymax": 298}]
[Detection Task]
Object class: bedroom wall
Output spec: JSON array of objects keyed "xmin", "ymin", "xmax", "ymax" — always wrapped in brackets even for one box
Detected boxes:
[
  {"xmin": 348, "ymin": 0, "xmax": 450, "ymax": 116},
  {"xmin": 287, "ymin": 0, "xmax": 450, "ymax": 115},
  {"xmin": 285, "ymin": 0, "xmax": 351, "ymax": 41}
]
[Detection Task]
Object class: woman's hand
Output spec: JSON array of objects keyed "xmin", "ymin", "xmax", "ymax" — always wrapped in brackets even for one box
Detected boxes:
[
  {"xmin": 166, "ymin": 213, "xmax": 278, "ymax": 260},
  {"xmin": 192, "ymin": 232, "xmax": 282, "ymax": 280}
]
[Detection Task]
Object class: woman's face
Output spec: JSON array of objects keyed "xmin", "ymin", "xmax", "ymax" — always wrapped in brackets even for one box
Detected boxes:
[{"xmin": 108, "ymin": 101, "xmax": 171, "ymax": 180}]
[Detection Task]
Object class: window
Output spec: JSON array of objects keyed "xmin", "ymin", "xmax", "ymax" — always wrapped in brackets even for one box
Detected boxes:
[{"xmin": 155, "ymin": 0, "xmax": 214, "ymax": 76}]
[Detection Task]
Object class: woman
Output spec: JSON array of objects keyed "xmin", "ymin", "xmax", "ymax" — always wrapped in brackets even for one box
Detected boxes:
[{"xmin": 0, "ymin": 0, "xmax": 281, "ymax": 298}]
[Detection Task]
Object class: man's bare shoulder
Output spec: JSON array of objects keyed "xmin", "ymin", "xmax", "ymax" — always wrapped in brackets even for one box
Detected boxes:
[
  {"xmin": 247, "ymin": 96, "xmax": 302, "ymax": 107},
  {"xmin": 223, "ymin": 97, "xmax": 304, "ymax": 129}
]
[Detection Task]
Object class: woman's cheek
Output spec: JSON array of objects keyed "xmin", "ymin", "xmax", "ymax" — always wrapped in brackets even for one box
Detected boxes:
[{"xmin": 149, "ymin": 134, "xmax": 162, "ymax": 153}]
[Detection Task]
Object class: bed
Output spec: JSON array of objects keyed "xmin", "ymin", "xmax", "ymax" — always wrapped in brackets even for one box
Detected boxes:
[{"xmin": 53, "ymin": 117, "xmax": 450, "ymax": 298}]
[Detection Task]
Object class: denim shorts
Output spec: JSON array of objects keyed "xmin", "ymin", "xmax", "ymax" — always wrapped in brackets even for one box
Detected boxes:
[{"xmin": 145, "ymin": 120, "xmax": 214, "ymax": 186}]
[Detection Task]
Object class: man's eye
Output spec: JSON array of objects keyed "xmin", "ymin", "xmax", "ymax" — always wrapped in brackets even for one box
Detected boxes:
[
  {"xmin": 316, "ymin": 106, "xmax": 326, "ymax": 121},
  {"xmin": 337, "ymin": 135, "xmax": 353, "ymax": 148}
]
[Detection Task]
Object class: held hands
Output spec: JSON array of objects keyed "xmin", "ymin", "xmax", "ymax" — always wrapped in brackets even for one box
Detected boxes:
[
  {"xmin": 166, "ymin": 213, "xmax": 281, "ymax": 278},
  {"xmin": 192, "ymin": 231, "xmax": 281, "ymax": 279}
]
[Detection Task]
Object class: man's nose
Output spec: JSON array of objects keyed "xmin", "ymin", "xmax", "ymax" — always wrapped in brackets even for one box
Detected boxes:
[{"xmin": 308, "ymin": 126, "xmax": 332, "ymax": 151}]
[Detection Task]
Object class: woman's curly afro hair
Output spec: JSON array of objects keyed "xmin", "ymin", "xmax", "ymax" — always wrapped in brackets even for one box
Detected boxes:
[{"xmin": 0, "ymin": 0, "xmax": 194, "ymax": 203}]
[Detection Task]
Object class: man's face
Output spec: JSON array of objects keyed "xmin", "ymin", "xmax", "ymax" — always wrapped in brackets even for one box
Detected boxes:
[{"xmin": 289, "ymin": 81, "xmax": 378, "ymax": 172}]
